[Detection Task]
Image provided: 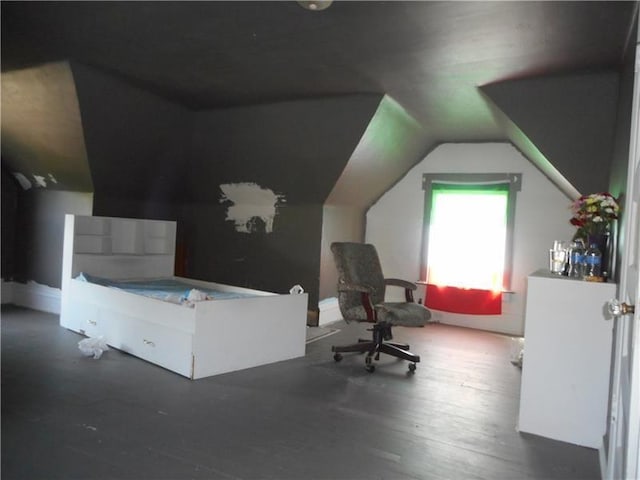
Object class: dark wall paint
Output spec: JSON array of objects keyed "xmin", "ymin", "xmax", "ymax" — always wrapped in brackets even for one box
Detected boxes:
[
  {"xmin": 180, "ymin": 203, "xmax": 323, "ymax": 299},
  {"xmin": 1, "ymin": 167, "xmax": 19, "ymax": 280},
  {"xmin": 74, "ymin": 63, "xmax": 381, "ymax": 308},
  {"xmin": 74, "ymin": 64, "xmax": 192, "ymax": 278},
  {"xmin": 187, "ymin": 96, "xmax": 381, "ymax": 307},
  {"xmin": 188, "ymin": 96, "xmax": 380, "ymax": 203},
  {"xmin": 610, "ymin": 27, "xmax": 637, "ymax": 197},
  {"xmin": 72, "ymin": 63, "xmax": 193, "ymax": 202},
  {"xmin": 12, "ymin": 189, "xmax": 93, "ymax": 288},
  {"xmin": 482, "ymin": 71, "xmax": 620, "ymax": 195},
  {"xmin": 608, "ymin": 18, "xmax": 637, "ymax": 283},
  {"xmin": 92, "ymin": 195, "xmax": 181, "ymax": 223}
]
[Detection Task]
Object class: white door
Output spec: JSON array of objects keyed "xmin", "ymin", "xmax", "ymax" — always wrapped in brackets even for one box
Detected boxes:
[{"xmin": 604, "ymin": 37, "xmax": 640, "ymax": 480}]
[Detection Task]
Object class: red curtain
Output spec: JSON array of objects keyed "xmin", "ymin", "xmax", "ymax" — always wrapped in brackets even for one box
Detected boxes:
[{"xmin": 425, "ymin": 284, "xmax": 502, "ymax": 315}]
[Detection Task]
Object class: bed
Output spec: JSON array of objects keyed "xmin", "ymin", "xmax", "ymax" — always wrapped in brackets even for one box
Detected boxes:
[{"xmin": 60, "ymin": 214, "xmax": 308, "ymax": 379}]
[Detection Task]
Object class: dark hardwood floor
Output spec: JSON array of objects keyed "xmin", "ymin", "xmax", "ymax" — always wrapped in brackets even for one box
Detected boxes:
[{"xmin": 1, "ymin": 305, "xmax": 600, "ymax": 479}]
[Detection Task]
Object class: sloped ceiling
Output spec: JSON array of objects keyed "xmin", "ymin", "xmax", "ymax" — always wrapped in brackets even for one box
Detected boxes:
[
  {"xmin": 482, "ymin": 71, "xmax": 620, "ymax": 196},
  {"xmin": 1, "ymin": 1, "xmax": 638, "ymax": 201},
  {"xmin": 1, "ymin": 61, "xmax": 92, "ymax": 191},
  {"xmin": 71, "ymin": 62, "xmax": 193, "ymax": 202},
  {"xmin": 326, "ymin": 95, "xmax": 431, "ymax": 207}
]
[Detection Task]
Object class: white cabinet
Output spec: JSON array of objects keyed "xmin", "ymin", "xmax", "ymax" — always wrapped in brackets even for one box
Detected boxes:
[{"xmin": 518, "ymin": 270, "xmax": 616, "ymax": 448}]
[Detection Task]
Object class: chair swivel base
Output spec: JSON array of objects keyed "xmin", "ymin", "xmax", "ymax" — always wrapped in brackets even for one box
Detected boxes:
[{"xmin": 331, "ymin": 322, "xmax": 420, "ymax": 373}]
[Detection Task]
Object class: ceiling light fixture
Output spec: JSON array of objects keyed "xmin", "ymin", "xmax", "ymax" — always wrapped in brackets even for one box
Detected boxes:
[{"xmin": 297, "ymin": 1, "xmax": 333, "ymax": 11}]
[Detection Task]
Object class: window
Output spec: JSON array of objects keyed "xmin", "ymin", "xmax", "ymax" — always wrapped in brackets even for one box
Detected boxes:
[{"xmin": 421, "ymin": 173, "xmax": 521, "ymax": 314}]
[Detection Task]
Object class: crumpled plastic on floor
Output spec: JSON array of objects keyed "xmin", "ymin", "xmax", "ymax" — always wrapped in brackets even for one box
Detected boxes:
[
  {"xmin": 510, "ymin": 337, "xmax": 524, "ymax": 368},
  {"xmin": 78, "ymin": 336, "xmax": 109, "ymax": 359}
]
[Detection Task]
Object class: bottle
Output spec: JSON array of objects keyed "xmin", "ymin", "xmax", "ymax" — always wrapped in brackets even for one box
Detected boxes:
[
  {"xmin": 584, "ymin": 243, "xmax": 602, "ymax": 278},
  {"xmin": 568, "ymin": 240, "xmax": 585, "ymax": 279}
]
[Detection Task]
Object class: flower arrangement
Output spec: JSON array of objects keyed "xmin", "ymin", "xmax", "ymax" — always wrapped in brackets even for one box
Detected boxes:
[{"xmin": 569, "ymin": 192, "xmax": 620, "ymax": 237}]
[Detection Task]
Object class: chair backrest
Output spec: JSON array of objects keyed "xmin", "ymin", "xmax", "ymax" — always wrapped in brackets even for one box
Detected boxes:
[{"xmin": 331, "ymin": 242, "xmax": 386, "ymax": 321}]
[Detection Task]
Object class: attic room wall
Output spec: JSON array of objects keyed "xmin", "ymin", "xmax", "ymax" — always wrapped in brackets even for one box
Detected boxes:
[
  {"xmin": 366, "ymin": 143, "xmax": 576, "ymax": 336},
  {"xmin": 319, "ymin": 205, "xmax": 366, "ymax": 301},
  {"xmin": 608, "ymin": 17, "xmax": 638, "ymax": 283},
  {"xmin": 1, "ymin": 168, "xmax": 19, "ymax": 281},
  {"xmin": 185, "ymin": 95, "xmax": 381, "ymax": 309},
  {"xmin": 73, "ymin": 61, "xmax": 380, "ymax": 310},
  {"xmin": 0, "ymin": 60, "xmax": 96, "ymax": 298},
  {"xmin": 0, "ymin": 61, "xmax": 93, "ymax": 192},
  {"xmin": 71, "ymin": 63, "xmax": 193, "ymax": 217},
  {"xmin": 482, "ymin": 71, "xmax": 620, "ymax": 195},
  {"xmin": 318, "ymin": 95, "xmax": 434, "ymax": 302},
  {"xmin": 12, "ymin": 189, "xmax": 93, "ymax": 289}
]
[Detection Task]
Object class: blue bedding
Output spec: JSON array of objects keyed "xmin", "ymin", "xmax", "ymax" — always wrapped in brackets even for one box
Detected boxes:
[{"xmin": 76, "ymin": 273, "xmax": 254, "ymax": 305}]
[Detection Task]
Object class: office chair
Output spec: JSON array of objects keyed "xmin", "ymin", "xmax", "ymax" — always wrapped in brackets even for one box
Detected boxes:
[{"xmin": 330, "ymin": 242, "xmax": 431, "ymax": 373}]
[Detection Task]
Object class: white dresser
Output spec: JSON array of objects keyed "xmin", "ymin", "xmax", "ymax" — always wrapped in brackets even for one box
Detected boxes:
[{"xmin": 518, "ymin": 269, "xmax": 617, "ymax": 448}]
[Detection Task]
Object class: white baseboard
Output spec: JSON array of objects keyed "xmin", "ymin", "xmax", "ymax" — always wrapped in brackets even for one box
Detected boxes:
[
  {"xmin": 318, "ymin": 297, "xmax": 343, "ymax": 326},
  {"xmin": 4, "ymin": 281, "xmax": 61, "ymax": 314}
]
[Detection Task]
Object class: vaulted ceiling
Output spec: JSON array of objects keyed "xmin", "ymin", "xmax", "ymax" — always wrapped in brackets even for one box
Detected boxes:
[{"xmin": 1, "ymin": 1, "xmax": 638, "ymax": 200}]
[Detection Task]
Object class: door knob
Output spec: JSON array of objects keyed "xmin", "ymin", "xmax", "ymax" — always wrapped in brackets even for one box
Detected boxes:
[{"xmin": 607, "ymin": 299, "xmax": 636, "ymax": 317}]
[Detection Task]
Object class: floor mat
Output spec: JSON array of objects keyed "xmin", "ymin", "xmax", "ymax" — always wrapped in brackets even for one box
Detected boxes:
[{"xmin": 305, "ymin": 326, "xmax": 339, "ymax": 344}]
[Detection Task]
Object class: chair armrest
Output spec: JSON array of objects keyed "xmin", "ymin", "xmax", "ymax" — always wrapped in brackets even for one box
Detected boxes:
[
  {"xmin": 384, "ymin": 278, "xmax": 417, "ymax": 303},
  {"xmin": 384, "ymin": 278, "xmax": 417, "ymax": 290}
]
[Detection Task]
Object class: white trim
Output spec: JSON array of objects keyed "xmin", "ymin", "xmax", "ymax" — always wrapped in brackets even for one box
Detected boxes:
[
  {"xmin": 318, "ymin": 297, "xmax": 343, "ymax": 326},
  {"xmin": 9, "ymin": 281, "xmax": 61, "ymax": 314}
]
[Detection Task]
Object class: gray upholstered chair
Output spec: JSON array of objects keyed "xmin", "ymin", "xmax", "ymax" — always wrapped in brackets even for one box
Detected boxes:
[{"xmin": 330, "ymin": 242, "xmax": 431, "ymax": 373}]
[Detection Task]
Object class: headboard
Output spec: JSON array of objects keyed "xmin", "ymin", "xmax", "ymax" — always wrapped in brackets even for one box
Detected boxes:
[{"xmin": 61, "ymin": 214, "xmax": 177, "ymax": 286}]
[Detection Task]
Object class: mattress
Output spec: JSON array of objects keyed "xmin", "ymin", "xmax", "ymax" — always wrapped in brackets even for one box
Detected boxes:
[{"xmin": 76, "ymin": 273, "xmax": 254, "ymax": 305}]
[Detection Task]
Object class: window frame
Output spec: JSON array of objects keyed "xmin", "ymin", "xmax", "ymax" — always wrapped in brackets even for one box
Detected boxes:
[{"xmin": 421, "ymin": 173, "xmax": 522, "ymax": 291}]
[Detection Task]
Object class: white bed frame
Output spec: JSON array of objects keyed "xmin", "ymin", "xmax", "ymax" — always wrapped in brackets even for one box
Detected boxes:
[{"xmin": 60, "ymin": 214, "xmax": 308, "ymax": 379}]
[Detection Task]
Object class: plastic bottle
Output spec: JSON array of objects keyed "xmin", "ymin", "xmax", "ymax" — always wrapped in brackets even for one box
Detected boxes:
[
  {"xmin": 568, "ymin": 240, "xmax": 585, "ymax": 279},
  {"xmin": 584, "ymin": 243, "xmax": 602, "ymax": 278}
]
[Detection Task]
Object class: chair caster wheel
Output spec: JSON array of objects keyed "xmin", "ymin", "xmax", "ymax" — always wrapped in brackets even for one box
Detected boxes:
[
  {"xmin": 333, "ymin": 353, "xmax": 343, "ymax": 362},
  {"xmin": 408, "ymin": 363, "xmax": 417, "ymax": 373},
  {"xmin": 365, "ymin": 356, "xmax": 375, "ymax": 372}
]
